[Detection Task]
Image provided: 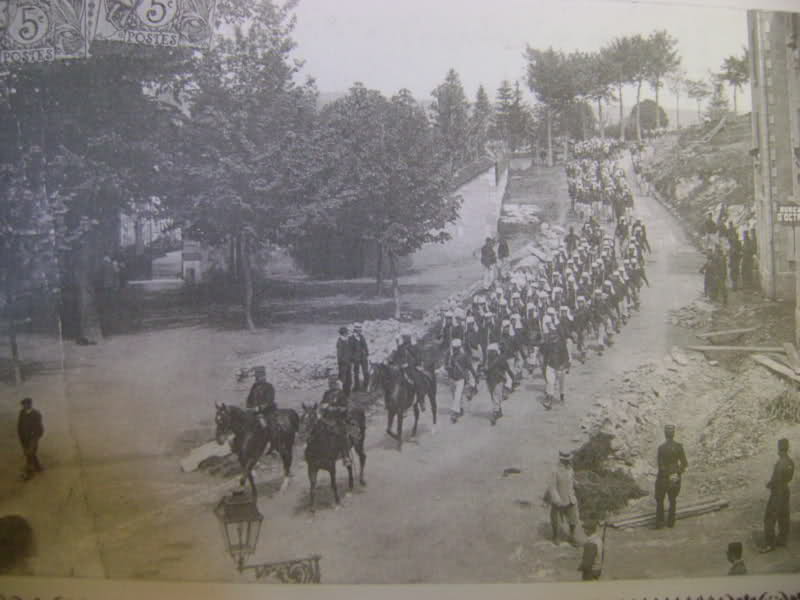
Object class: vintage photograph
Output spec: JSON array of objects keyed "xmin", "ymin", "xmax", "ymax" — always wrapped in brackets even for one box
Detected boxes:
[{"xmin": 1, "ymin": 0, "xmax": 799, "ymax": 591}]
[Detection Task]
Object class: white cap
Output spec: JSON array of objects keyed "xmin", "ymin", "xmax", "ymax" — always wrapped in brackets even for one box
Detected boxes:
[
  {"xmin": 501, "ymin": 319, "xmax": 511, "ymax": 327},
  {"xmin": 466, "ymin": 315, "xmax": 475, "ymax": 323},
  {"xmin": 487, "ymin": 343, "xmax": 499, "ymax": 352},
  {"xmin": 547, "ymin": 307, "xmax": 556, "ymax": 315},
  {"xmin": 499, "ymin": 298, "xmax": 508, "ymax": 306},
  {"xmin": 451, "ymin": 338, "xmax": 462, "ymax": 348},
  {"xmin": 526, "ymin": 302, "xmax": 535, "ymax": 309},
  {"xmin": 444, "ymin": 311, "xmax": 454, "ymax": 318}
]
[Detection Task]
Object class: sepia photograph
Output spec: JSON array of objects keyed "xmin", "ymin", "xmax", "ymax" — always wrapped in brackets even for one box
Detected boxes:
[{"xmin": 1, "ymin": 0, "xmax": 800, "ymax": 595}]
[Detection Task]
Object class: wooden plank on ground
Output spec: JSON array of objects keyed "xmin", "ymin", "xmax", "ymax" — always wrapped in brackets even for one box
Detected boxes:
[
  {"xmin": 610, "ymin": 499, "xmax": 728, "ymax": 528},
  {"xmin": 686, "ymin": 345, "xmax": 785, "ymax": 353},
  {"xmin": 695, "ymin": 327, "xmax": 758, "ymax": 339},
  {"xmin": 751, "ymin": 354, "xmax": 800, "ymax": 385},
  {"xmin": 180, "ymin": 440, "xmax": 230, "ymax": 473},
  {"xmin": 783, "ymin": 343, "xmax": 800, "ymax": 373},
  {"xmin": 610, "ymin": 498, "xmax": 722, "ymax": 526}
]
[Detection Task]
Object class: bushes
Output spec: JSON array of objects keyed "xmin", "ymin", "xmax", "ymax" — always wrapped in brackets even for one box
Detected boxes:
[{"xmin": 572, "ymin": 432, "xmax": 647, "ymax": 532}]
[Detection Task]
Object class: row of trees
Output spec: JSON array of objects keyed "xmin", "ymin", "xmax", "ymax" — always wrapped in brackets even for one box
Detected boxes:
[{"xmin": 0, "ymin": 0, "xmax": 463, "ymax": 342}]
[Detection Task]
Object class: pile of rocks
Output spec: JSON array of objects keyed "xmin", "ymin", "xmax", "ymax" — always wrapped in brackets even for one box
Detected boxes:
[
  {"xmin": 696, "ymin": 364, "xmax": 786, "ymax": 469},
  {"xmin": 667, "ymin": 298, "xmax": 713, "ymax": 329}
]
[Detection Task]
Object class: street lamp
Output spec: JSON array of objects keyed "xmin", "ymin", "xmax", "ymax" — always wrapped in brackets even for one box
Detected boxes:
[
  {"xmin": 214, "ymin": 490, "xmax": 263, "ymax": 572},
  {"xmin": 213, "ymin": 490, "xmax": 322, "ymax": 583}
]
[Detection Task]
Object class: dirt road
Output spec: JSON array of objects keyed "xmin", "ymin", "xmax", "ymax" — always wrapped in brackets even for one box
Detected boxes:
[{"xmin": 0, "ymin": 160, "xmax": 706, "ymax": 583}]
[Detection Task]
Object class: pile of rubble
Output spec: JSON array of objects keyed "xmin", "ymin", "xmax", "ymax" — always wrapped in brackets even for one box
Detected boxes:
[
  {"xmin": 696, "ymin": 364, "xmax": 786, "ymax": 469},
  {"xmin": 667, "ymin": 298, "xmax": 714, "ymax": 329},
  {"xmin": 499, "ymin": 203, "xmax": 541, "ymax": 227}
]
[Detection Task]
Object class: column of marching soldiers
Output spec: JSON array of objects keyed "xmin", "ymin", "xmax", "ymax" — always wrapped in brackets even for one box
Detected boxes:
[{"xmin": 334, "ymin": 138, "xmax": 652, "ymax": 428}]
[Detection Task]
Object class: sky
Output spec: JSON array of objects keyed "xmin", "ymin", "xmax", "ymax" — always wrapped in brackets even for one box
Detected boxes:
[{"xmin": 289, "ymin": 0, "xmax": 774, "ymax": 120}]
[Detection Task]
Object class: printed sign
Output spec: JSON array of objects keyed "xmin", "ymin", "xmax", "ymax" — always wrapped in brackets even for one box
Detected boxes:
[
  {"xmin": 0, "ymin": 0, "xmax": 91, "ymax": 64},
  {"xmin": 92, "ymin": 0, "xmax": 215, "ymax": 48},
  {"xmin": 777, "ymin": 204, "xmax": 800, "ymax": 224}
]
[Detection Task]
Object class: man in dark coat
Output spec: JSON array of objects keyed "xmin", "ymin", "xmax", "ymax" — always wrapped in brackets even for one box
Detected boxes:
[
  {"xmin": 319, "ymin": 376, "xmax": 352, "ymax": 466},
  {"xmin": 497, "ymin": 237, "xmax": 510, "ymax": 272},
  {"xmin": 336, "ymin": 326, "xmax": 353, "ymax": 396},
  {"xmin": 485, "ymin": 343, "xmax": 513, "ymax": 425},
  {"xmin": 729, "ymin": 233, "xmax": 742, "ymax": 291},
  {"xmin": 480, "ymin": 237, "xmax": 497, "ymax": 288},
  {"xmin": 350, "ymin": 323, "xmax": 369, "ymax": 392},
  {"xmin": 655, "ymin": 424, "xmax": 688, "ymax": 529},
  {"xmin": 742, "ymin": 231, "xmax": 756, "ymax": 289},
  {"xmin": 18, "ymin": 398, "xmax": 44, "ymax": 481},
  {"xmin": 760, "ymin": 438, "xmax": 794, "ymax": 552}
]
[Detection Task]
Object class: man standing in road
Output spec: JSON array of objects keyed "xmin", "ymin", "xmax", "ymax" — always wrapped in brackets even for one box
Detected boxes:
[
  {"xmin": 18, "ymin": 398, "xmax": 44, "ymax": 481},
  {"xmin": 546, "ymin": 450, "xmax": 579, "ymax": 545},
  {"xmin": 350, "ymin": 323, "xmax": 370, "ymax": 392},
  {"xmin": 480, "ymin": 237, "xmax": 497, "ymax": 289},
  {"xmin": 655, "ymin": 424, "xmax": 688, "ymax": 529},
  {"xmin": 759, "ymin": 438, "xmax": 794, "ymax": 553},
  {"xmin": 447, "ymin": 338, "xmax": 478, "ymax": 424},
  {"xmin": 497, "ymin": 237, "xmax": 510, "ymax": 275},
  {"xmin": 336, "ymin": 326, "xmax": 353, "ymax": 397}
]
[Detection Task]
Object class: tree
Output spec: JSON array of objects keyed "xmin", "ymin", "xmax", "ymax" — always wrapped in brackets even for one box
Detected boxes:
[
  {"xmin": 666, "ymin": 66, "xmax": 687, "ymax": 128},
  {"xmin": 467, "ymin": 85, "xmax": 493, "ymax": 161},
  {"xmin": 491, "ymin": 79, "xmax": 515, "ymax": 147},
  {"xmin": 604, "ymin": 37, "xmax": 637, "ymax": 141},
  {"xmin": 174, "ymin": 0, "xmax": 319, "ymax": 330},
  {"xmin": 645, "ymin": 30, "xmax": 681, "ymax": 130},
  {"xmin": 627, "ymin": 99, "xmax": 668, "ymax": 136},
  {"xmin": 720, "ymin": 49, "xmax": 749, "ymax": 114},
  {"xmin": 706, "ymin": 74, "xmax": 730, "ymax": 121},
  {"xmin": 508, "ymin": 81, "xmax": 533, "ymax": 152},
  {"xmin": 625, "ymin": 34, "xmax": 652, "ymax": 142},
  {"xmin": 686, "ymin": 78, "xmax": 712, "ymax": 123},
  {"xmin": 582, "ymin": 51, "xmax": 616, "ymax": 139},
  {"xmin": 525, "ymin": 47, "xmax": 577, "ymax": 165},
  {"xmin": 430, "ymin": 69, "xmax": 471, "ymax": 171},
  {"xmin": 310, "ymin": 84, "xmax": 461, "ymax": 316}
]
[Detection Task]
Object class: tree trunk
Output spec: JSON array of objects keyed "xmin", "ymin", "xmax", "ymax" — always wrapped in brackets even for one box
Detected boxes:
[
  {"xmin": 388, "ymin": 249, "xmax": 400, "ymax": 320},
  {"xmin": 562, "ymin": 136, "xmax": 569, "ymax": 162},
  {"xmin": 598, "ymin": 99, "xmax": 605, "ymax": 139},
  {"xmin": 697, "ymin": 99, "xmax": 702, "ymax": 124},
  {"xmin": 636, "ymin": 79, "xmax": 643, "ymax": 142},
  {"xmin": 655, "ymin": 81, "xmax": 661, "ymax": 129},
  {"xmin": 579, "ymin": 102, "xmax": 586, "ymax": 140},
  {"xmin": 375, "ymin": 241, "xmax": 384, "ymax": 294},
  {"xmin": 618, "ymin": 83, "xmax": 625, "ymax": 141},
  {"xmin": 8, "ymin": 316, "xmax": 22, "ymax": 385},
  {"xmin": 732, "ymin": 86, "xmax": 738, "ymax": 115},
  {"xmin": 240, "ymin": 234, "xmax": 255, "ymax": 331},
  {"xmin": 75, "ymin": 237, "xmax": 102, "ymax": 344},
  {"xmin": 675, "ymin": 92, "xmax": 680, "ymax": 129},
  {"xmin": 546, "ymin": 107, "xmax": 553, "ymax": 167}
]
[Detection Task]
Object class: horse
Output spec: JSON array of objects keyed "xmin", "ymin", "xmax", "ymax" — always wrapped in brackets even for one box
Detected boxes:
[
  {"xmin": 300, "ymin": 403, "xmax": 366, "ymax": 512},
  {"xmin": 214, "ymin": 403, "xmax": 299, "ymax": 498},
  {"xmin": 370, "ymin": 362, "xmax": 437, "ymax": 450}
]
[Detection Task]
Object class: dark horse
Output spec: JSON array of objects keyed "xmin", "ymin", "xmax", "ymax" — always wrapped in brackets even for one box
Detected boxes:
[
  {"xmin": 371, "ymin": 362, "xmax": 437, "ymax": 450},
  {"xmin": 214, "ymin": 403, "xmax": 299, "ymax": 498},
  {"xmin": 300, "ymin": 403, "xmax": 366, "ymax": 512}
]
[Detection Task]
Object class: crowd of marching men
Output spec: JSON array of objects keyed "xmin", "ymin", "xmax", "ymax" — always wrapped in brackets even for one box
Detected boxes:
[
  {"xmin": 566, "ymin": 138, "xmax": 634, "ymax": 224},
  {"xmin": 414, "ymin": 212, "xmax": 652, "ymax": 425}
]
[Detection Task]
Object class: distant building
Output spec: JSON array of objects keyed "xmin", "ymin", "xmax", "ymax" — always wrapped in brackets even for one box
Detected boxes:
[{"xmin": 748, "ymin": 10, "xmax": 800, "ymax": 311}]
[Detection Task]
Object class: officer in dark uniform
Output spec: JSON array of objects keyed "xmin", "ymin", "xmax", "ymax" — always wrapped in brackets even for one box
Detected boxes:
[
  {"xmin": 350, "ymin": 324, "xmax": 370, "ymax": 391},
  {"xmin": 760, "ymin": 438, "xmax": 794, "ymax": 552},
  {"xmin": 655, "ymin": 424, "xmax": 688, "ymax": 529},
  {"xmin": 17, "ymin": 398, "xmax": 44, "ymax": 481},
  {"xmin": 336, "ymin": 326, "xmax": 354, "ymax": 396},
  {"xmin": 700, "ymin": 251, "xmax": 716, "ymax": 300},
  {"xmin": 319, "ymin": 376, "xmax": 352, "ymax": 467},
  {"xmin": 245, "ymin": 367, "xmax": 276, "ymax": 413}
]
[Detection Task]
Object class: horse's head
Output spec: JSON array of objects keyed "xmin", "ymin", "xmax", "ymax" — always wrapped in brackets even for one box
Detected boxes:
[
  {"xmin": 214, "ymin": 403, "xmax": 232, "ymax": 445},
  {"xmin": 299, "ymin": 402, "xmax": 319, "ymax": 435}
]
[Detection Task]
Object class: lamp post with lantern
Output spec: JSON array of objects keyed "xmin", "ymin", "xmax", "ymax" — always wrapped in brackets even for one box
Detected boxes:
[{"xmin": 214, "ymin": 490, "xmax": 321, "ymax": 583}]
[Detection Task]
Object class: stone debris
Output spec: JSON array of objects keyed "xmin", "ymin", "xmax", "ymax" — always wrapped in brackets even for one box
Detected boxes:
[
  {"xmin": 500, "ymin": 203, "xmax": 541, "ymax": 227},
  {"xmin": 667, "ymin": 299, "xmax": 713, "ymax": 329}
]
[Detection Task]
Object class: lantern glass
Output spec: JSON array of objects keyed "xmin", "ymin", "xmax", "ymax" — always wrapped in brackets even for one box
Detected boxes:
[{"xmin": 214, "ymin": 491, "xmax": 263, "ymax": 568}]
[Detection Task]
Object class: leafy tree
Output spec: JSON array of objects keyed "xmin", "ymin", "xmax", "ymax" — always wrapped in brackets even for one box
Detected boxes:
[
  {"xmin": 172, "ymin": 0, "xmax": 319, "ymax": 330},
  {"xmin": 720, "ymin": 49, "xmax": 749, "ymax": 114},
  {"xmin": 706, "ymin": 75, "xmax": 730, "ymax": 121},
  {"xmin": 627, "ymin": 99, "xmax": 668, "ymax": 136},
  {"xmin": 467, "ymin": 84, "xmax": 493, "ymax": 161},
  {"xmin": 686, "ymin": 78, "xmax": 712, "ymax": 123},
  {"xmin": 604, "ymin": 37, "xmax": 637, "ymax": 141},
  {"xmin": 666, "ymin": 66, "xmax": 687, "ymax": 128},
  {"xmin": 430, "ymin": 69, "xmax": 471, "ymax": 171},
  {"xmin": 309, "ymin": 84, "xmax": 460, "ymax": 315},
  {"xmin": 508, "ymin": 81, "xmax": 533, "ymax": 152},
  {"xmin": 624, "ymin": 34, "xmax": 652, "ymax": 142},
  {"xmin": 646, "ymin": 30, "xmax": 681, "ymax": 130},
  {"xmin": 582, "ymin": 51, "xmax": 616, "ymax": 139},
  {"xmin": 525, "ymin": 46, "xmax": 577, "ymax": 165}
]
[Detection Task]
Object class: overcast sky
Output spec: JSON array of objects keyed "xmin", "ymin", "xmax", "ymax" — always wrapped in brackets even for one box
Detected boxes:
[{"xmin": 289, "ymin": 0, "xmax": 788, "ymax": 118}]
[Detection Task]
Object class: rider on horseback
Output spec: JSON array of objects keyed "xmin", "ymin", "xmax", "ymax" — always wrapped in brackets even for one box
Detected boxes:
[
  {"xmin": 319, "ymin": 375, "xmax": 353, "ymax": 467},
  {"xmin": 246, "ymin": 367, "xmax": 277, "ymax": 421}
]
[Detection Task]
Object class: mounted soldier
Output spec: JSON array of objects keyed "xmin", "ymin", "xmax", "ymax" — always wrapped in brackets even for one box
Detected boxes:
[
  {"xmin": 319, "ymin": 375, "xmax": 353, "ymax": 467},
  {"xmin": 245, "ymin": 367, "xmax": 277, "ymax": 426}
]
